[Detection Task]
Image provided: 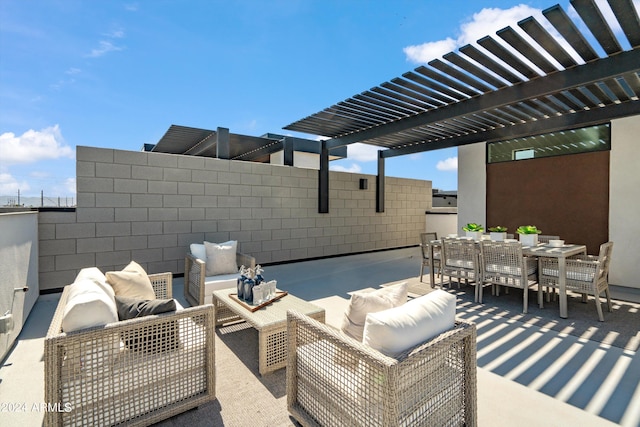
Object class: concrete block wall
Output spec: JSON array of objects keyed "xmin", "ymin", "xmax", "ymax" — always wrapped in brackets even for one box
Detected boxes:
[{"xmin": 38, "ymin": 146, "xmax": 431, "ymax": 291}]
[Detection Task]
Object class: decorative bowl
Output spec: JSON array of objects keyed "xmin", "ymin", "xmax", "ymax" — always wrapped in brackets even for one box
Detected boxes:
[{"xmin": 549, "ymin": 240, "xmax": 565, "ymax": 247}]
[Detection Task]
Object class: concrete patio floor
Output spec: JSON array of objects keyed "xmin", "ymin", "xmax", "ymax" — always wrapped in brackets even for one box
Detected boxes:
[{"xmin": 1, "ymin": 247, "xmax": 638, "ymax": 426}]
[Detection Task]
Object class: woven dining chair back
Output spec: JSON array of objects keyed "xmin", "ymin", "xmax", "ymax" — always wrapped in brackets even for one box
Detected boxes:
[
  {"xmin": 440, "ymin": 238, "xmax": 479, "ymax": 295},
  {"xmin": 539, "ymin": 241, "xmax": 614, "ymax": 321},
  {"xmin": 478, "ymin": 240, "xmax": 540, "ymax": 314},
  {"xmin": 419, "ymin": 232, "xmax": 439, "ymax": 282},
  {"xmin": 539, "ymin": 235, "xmax": 561, "ymax": 244}
]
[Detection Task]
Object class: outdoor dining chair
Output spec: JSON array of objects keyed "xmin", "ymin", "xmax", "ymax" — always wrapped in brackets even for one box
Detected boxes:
[
  {"xmin": 538, "ymin": 241, "xmax": 614, "ymax": 321},
  {"xmin": 419, "ymin": 232, "xmax": 440, "ymax": 282},
  {"xmin": 440, "ymin": 238, "xmax": 480, "ymax": 300},
  {"xmin": 539, "ymin": 235, "xmax": 561, "ymax": 244},
  {"xmin": 478, "ymin": 240, "xmax": 540, "ymax": 314}
]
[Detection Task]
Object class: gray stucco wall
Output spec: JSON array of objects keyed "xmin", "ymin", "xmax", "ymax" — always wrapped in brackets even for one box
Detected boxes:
[{"xmin": 38, "ymin": 146, "xmax": 431, "ymax": 291}]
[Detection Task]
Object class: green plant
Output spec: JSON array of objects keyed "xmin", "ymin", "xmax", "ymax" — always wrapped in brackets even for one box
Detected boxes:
[
  {"xmin": 488, "ymin": 226, "xmax": 508, "ymax": 232},
  {"xmin": 462, "ymin": 223, "xmax": 484, "ymax": 232},
  {"xmin": 516, "ymin": 225, "xmax": 541, "ymax": 235}
]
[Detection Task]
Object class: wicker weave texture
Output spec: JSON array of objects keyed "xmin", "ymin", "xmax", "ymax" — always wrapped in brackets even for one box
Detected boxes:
[
  {"xmin": 44, "ymin": 273, "xmax": 216, "ymax": 427},
  {"xmin": 286, "ymin": 310, "xmax": 477, "ymax": 427},
  {"xmin": 184, "ymin": 252, "xmax": 256, "ymax": 306},
  {"xmin": 478, "ymin": 241, "xmax": 540, "ymax": 313},
  {"xmin": 440, "ymin": 238, "xmax": 479, "ymax": 291},
  {"xmin": 539, "ymin": 242, "xmax": 614, "ymax": 321}
]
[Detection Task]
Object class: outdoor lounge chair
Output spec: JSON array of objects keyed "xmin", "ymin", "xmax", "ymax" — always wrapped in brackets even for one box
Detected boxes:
[
  {"xmin": 286, "ymin": 305, "xmax": 478, "ymax": 426},
  {"xmin": 184, "ymin": 241, "xmax": 255, "ymax": 306}
]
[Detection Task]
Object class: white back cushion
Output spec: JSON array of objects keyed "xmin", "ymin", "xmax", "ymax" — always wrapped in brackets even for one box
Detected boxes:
[
  {"xmin": 74, "ymin": 267, "xmax": 115, "ymax": 299},
  {"xmin": 340, "ymin": 282, "xmax": 408, "ymax": 342},
  {"xmin": 190, "ymin": 243, "xmax": 207, "ymax": 261},
  {"xmin": 62, "ymin": 279, "xmax": 119, "ymax": 332},
  {"xmin": 363, "ymin": 289, "xmax": 456, "ymax": 358}
]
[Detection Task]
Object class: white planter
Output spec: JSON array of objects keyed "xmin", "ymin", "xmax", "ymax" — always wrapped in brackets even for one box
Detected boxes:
[
  {"xmin": 519, "ymin": 234, "xmax": 539, "ymax": 247},
  {"xmin": 466, "ymin": 231, "xmax": 482, "ymax": 240},
  {"xmin": 490, "ymin": 232, "xmax": 507, "ymax": 241}
]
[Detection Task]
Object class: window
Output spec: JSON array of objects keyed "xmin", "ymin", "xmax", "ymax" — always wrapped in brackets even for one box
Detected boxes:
[{"xmin": 487, "ymin": 123, "xmax": 611, "ymax": 163}]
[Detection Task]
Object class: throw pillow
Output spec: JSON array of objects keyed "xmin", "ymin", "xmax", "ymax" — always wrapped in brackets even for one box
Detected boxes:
[
  {"xmin": 363, "ymin": 289, "xmax": 456, "ymax": 358},
  {"xmin": 114, "ymin": 296, "xmax": 177, "ymax": 320},
  {"xmin": 114, "ymin": 296, "xmax": 180, "ymax": 353},
  {"xmin": 340, "ymin": 282, "xmax": 408, "ymax": 342},
  {"xmin": 204, "ymin": 240, "xmax": 238, "ymax": 276},
  {"xmin": 106, "ymin": 261, "xmax": 156, "ymax": 300}
]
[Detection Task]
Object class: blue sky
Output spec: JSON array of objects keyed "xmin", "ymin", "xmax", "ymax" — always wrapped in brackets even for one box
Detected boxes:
[{"xmin": 1, "ymin": 0, "xmax": 628, "ymax": 198}]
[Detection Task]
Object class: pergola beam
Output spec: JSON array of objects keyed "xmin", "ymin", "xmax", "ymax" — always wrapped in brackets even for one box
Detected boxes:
[
  {"xmin": 324, "ymin": 49, "xmax": 640, "ymax": 149},
  {"xmin": 381, "ymin": 101, "xmax": 640, "ymax": 158}
]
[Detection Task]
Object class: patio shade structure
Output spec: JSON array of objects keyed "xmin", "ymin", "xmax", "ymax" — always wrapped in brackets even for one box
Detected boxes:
[
  {"xmin": 146, "ymin": 125, "xmax": 346, "ymax": 165},
  {"xmin": 284, "ymin": 0, "xmax": 640, "ymax": 213}
]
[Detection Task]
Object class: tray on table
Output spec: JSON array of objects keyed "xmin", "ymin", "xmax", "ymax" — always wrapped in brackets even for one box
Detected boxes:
[{"xmin": 228, "ymin": 291, "xmax": 288, "ymax": 312}]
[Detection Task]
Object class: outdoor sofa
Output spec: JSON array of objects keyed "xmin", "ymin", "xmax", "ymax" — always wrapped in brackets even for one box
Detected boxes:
[{"xmin": 44, "ymin": 266, "xmax": 215, "ymax": 427}]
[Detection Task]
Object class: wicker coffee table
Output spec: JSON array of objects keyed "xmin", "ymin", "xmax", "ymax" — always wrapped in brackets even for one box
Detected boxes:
[{"xmin": 212, "ymin": 289, "xmax": 325, "ymax": 375}]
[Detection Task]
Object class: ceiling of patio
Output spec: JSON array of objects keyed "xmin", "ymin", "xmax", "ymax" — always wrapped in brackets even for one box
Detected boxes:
[{"xmin": 284, "ymin": 0, "xmax": 640, "ymax": 159}]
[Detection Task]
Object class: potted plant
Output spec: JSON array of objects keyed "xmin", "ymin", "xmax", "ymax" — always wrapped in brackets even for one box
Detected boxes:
[
  {"xmin": 516, "ymin": 225, "xmax": 541, "ymax": 246},
  {"xmin": 462, "ymin": 223, "xmax": 484, "ymax": 240},
  {"xmin": 488, "ymin": 226, "xmax": 508, "ymax": 241}
]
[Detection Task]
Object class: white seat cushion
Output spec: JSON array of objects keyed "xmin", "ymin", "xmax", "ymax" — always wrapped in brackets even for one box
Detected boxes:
[
  {"xmin": 541, "ymin": 267, "xmax": 594, "ymax": 282},
  {"xmin": 203, "ymin": 273, "xmax": 241, "ymax": 304},
  {"xmin": 363, "ymin": 289, "xmax": 456, "ymax": 358}
]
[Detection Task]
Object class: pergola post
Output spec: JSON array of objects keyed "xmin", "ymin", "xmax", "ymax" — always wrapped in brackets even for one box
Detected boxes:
[
  {"xmin": 376, "ymin": 151, "xmax": 384, "ymax": 213},
  {"xmin": 283, "ymin": 137, "xmax": 294, "ymax": 166},
  {"xmin": 318, "ymin": 140, "xmax": 329, "ymax": 213},
  {"xmin": 216, "ymin": 127, "xmax": 230, "ymax": 159}
]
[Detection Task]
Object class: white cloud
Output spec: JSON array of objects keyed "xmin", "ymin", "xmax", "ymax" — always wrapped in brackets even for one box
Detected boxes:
[
  {"xmin": 330, "ymin": 163, "xmax": 362, "ymax": 173},
  {"xmin": 348, "ymin": 143, "xmax": 384, "ymax": 162},
  {"xmin": 86, "ymin": 40, "xmax": 124, "ymax": 58},
  {"xmin": 0, "ymin": 125, "xmax": 74, "ymax": 165},
  {"xmin": 436, "ymin": 156, "xmax": 458, "ymax": 171},
  {"xmin": 0, "ymin": 172, "xmax": 30, "ymax": 194},
  {"xmin": 404, "ymin": 5, "xmax": 543, "ymax": 64},
  {"xmin": 404, "ymin": 38, "xmax": 457, "ymax": 64}
]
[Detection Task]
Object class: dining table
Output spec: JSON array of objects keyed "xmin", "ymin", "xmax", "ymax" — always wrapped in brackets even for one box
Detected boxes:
[{"xmin": 429, "ymin": 237, "xmax": 587, "ymax": 319}]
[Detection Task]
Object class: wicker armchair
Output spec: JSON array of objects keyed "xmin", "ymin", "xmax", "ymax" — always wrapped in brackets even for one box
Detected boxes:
[
  {"xmin": 184, "ymin": 250, "xmax": 255, "ymax": 306},
  {"xmin": 478, "ymin": 240, "xmax": 540, "ymax": 313},
  {"xmin": 419, "ymin": 232, "xmax": 440, "ymax": 283},
  {"xmin": 45, "ymin": 273, "xmax": 216, "ymax": 427},
  {"xmin": 539, "ymin": 241, "xmax": 614, "ymax": 321},
  {"xmin": 286, "ymin": 310, "xmax": 477, "ymax": 427}
]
